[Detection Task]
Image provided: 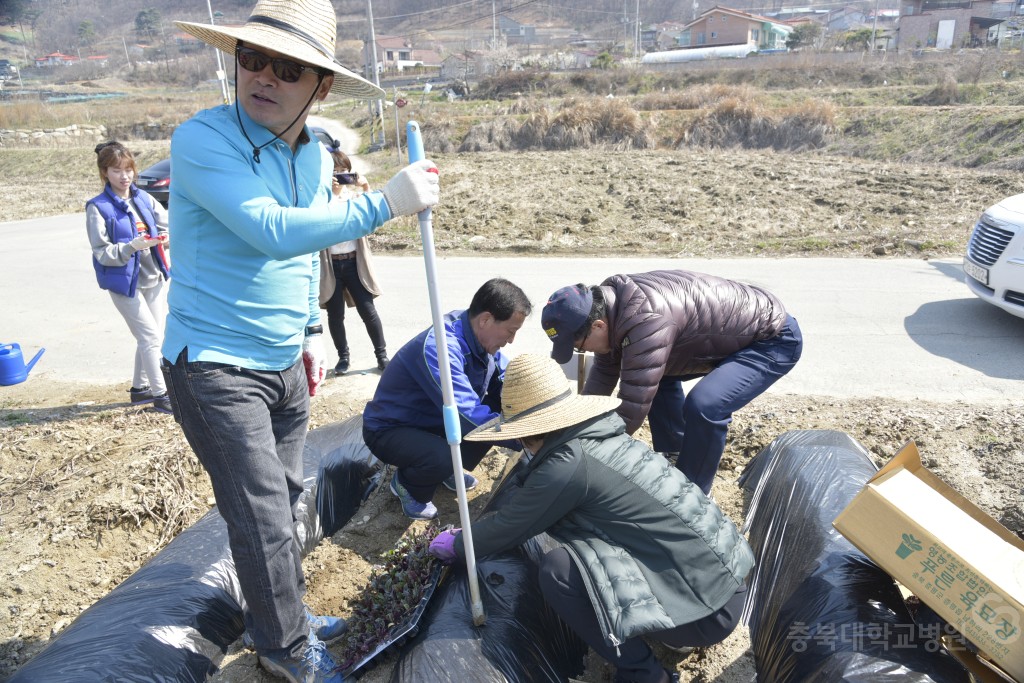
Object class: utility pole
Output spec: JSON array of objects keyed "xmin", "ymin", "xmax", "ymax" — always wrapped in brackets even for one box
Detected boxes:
[
  {"xmin": 870, "ymin": 0, "xmax": 880, "ymax": 51},
  {"xmin": 492, "ymin": 0, "xmax": 497, "ymax": 49},
  {"xmin": 624, "ymin": 0, "xmax": 629, "ymax": 55},
  {"xmin": 366, "ymin": 0, "xmax": 385, "ymax": 150},
  {"xmin": 634, "ymin": 0, "xmax": 640, "ymax": 60},
  {"xmin": 206, "ymin": 0, "xmax": 231, "ymax": 104}
]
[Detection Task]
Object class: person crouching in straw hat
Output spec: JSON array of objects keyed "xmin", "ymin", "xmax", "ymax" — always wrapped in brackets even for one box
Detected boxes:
[
  {"xmin": 427, "ymin": 354, "xmax": 754, "ymax": 683},
  {"xmin": 161, "ymin": 2, "xmax": 438, "ymax": 682}
]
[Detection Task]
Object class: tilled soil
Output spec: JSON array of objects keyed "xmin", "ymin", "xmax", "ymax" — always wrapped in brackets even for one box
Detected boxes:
[
  {"xmin": 1, "ymin": 145, "xmax": 1020, "ymax": 262},
  {"xmin": 1, "ymin": 136, "xmax": 1022, "ymax": 682},
  {"xmin": 1, "ymin": 375, "xmax": 1021, "ymax": 682}
]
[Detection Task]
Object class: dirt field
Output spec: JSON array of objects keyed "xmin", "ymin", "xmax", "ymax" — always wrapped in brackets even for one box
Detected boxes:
[{"xmin": 2, "ymin": 129, "xmax": 1023, "ymax": 682}]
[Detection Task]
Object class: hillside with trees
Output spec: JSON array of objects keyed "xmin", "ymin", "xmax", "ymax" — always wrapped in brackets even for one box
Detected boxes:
[{"xmin": 1, "ymin": 0, "xmax": 886, "ymax": 68}]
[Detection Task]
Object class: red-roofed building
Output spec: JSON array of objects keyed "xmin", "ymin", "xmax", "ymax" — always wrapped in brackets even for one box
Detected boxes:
[{"xmin": 34, "ymin": 52, "xmax": 78, "ymax": 67}]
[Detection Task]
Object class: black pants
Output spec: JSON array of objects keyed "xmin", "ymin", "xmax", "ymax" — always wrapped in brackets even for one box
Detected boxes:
[
  {"xmin": 537, "ymin": 546, "xmax": 747, "ymax": 683},
  {"xmin": 324, "ymin": 257, "xmax": 386, "ymax": 360},
  {"xmin": 363, "ymin": 424, "xmax": 500, "ymax": 503}
]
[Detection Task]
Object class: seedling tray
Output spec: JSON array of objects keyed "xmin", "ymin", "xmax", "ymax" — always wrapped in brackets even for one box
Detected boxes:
[{"xmin": 341, "ymin": 561, "xmax": 446, "ymax": 678}]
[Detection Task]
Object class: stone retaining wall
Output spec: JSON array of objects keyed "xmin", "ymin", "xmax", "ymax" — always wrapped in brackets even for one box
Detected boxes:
[
  {"xmin": 0, "ymin": 124, "xmax": 108, "ymax": 146},
  {"xmin": 0, "ymin": 122, "xmax": 177, "ymax": 146}
]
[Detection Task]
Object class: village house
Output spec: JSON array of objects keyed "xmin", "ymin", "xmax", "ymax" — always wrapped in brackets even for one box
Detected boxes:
[
  {"xmin": 498, "ymin": 16, "xmax": 537, "ymax": 45},
  {"xmin": 676, "ymin": 6, "xmax": 793, "ymax": 51},
  {"xmin": 371, "ymin": 35, "xmax": 442, "ymax": 73},
  {"xmin": 826, "ymin": 6, "xmax": 871, "ymax": 32},
  {"xmin": 896, "ymin": 0, "xmax": 1007, "ymax": 48},
  {"xmin": 34, "ymin": 52, "xmax": 77, "ymax": 67},
  {"xmin": 439, "ymin": 52, "xmax": 488, "ymax": 80}
]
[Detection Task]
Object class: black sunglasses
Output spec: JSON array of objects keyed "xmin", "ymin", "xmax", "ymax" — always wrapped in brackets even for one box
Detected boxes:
[
  {"xmin": 574, "ymin": 329, "xmax": 591, "ymax": 352},
  {"xmin": 236, "ymin": 46, "xmax": 323, "ymax": 83}
]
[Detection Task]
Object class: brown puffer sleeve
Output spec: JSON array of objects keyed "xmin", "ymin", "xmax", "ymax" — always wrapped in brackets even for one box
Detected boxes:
[{"xmin": 585, "ymin": 270, "xmax": 787, "ymax": 434}]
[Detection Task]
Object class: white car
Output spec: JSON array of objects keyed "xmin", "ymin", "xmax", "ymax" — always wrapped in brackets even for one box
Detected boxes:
[{"xmin": 963, "ymin": 193, "xmax": 1024, "ymax": 319}]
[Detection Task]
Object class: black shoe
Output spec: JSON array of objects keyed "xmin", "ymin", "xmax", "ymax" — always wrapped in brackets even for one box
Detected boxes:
[
  {"xmin": 129, "ymin": 386, "xmax": 155, "ymax": 405},
  {"xmin": 334, "ymin": 358, "xmax": 349, "ymax": 375},
  {"xmin": 376, "ymin": 354, "xmax": 389, "ymax": 371},
  {"xmin": 152, "ymin": 394, "xmax": 173, "ymax": 415}
]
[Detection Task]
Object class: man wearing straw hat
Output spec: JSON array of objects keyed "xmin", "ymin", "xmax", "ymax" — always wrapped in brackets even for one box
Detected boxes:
[
  {"xmin": 428, "ymin": 353, "xmax": 753, "ymax": 683},
  {"xmin": 160, "ymin": 1, "xmax": 438, "ymax": 681},
  {"xmin": 542, "ymin": 270, "xmax": 802, "ymax": 495}
]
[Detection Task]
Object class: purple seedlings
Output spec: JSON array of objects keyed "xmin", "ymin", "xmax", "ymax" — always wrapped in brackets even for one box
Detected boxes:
[{"xmin": 336, "ymin": 523, "xmax": 445, "ymax": 673}]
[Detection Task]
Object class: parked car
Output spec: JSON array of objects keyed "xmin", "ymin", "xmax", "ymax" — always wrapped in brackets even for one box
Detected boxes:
[
  {"xmin": 963, "ymin": 193, "xmax": 1024, "ymax": 319},
  {"xmin": 0, "ymin": 59, "xmax": 17, "ymax": 79},
  {"xmin": 311, "ymin": 125, "xmax": 337, "ymax": 148},
  {"xmin": 136, "ymin": 158, "xmax": 171, "ymax": 208}
]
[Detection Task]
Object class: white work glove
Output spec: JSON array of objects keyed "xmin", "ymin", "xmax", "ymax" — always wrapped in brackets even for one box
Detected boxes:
[
  {"xmin": 381, "ymin": 159, "xmax": 439, "ymax": 218},
  {"xmin": 301, "ymin": 334, "xmax": 327, "ymax": 397},
  {"xmin": 129, "ymin": 234, "xmax": 157, "ymax": 252}
]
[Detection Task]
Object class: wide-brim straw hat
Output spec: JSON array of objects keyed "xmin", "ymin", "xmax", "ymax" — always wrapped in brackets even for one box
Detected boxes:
[
  {"xmin": 465, "ymin": 354, "xmax": 621, "ymax": 441},
  {"xmin": 175, "ymin": 0, "xmax": 384, "ymax": 100}
]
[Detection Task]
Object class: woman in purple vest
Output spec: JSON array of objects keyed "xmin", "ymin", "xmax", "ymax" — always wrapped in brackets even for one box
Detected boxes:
[{"xmin": 85, "ymin": 141, "xmax": 172, "ymax": 413}]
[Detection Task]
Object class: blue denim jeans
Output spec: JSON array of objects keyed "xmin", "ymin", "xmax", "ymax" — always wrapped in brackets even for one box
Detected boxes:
[
  {"xmin": 162, "ymin": 350, "xmax": 309, "ymax": 657},
  {"xmin": 649, "ymin": 315, "xmax": 803, "ymax": 494}
]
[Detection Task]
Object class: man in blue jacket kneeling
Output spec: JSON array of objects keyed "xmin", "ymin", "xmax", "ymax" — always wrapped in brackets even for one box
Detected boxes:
[{"xmin": 362, "ymin": 277, "xmax": 531, "ymax": 520}]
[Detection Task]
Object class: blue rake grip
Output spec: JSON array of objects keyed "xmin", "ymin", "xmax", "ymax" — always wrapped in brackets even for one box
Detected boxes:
[
  {"xmin": 407, "ymin": 121, "xmax": 425, "ymax": 163},
  {"xmin": 443, "ymin": 405, "xmax": 461, "ymax": 445}
]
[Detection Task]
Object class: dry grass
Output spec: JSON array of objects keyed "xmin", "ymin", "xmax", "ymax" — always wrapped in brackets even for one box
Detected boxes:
[
  {"xmin": 634, "ymin": 84, "xmax": 760, "ymax": 111},
  {"xmin": 0, "ymin": 141, "xmax": 171, "ymax": 221},
  {"xmin": 0, "ymin": 85, "xmax": 215, "ymax": 131},
  {"xmin": 916, "ymin": 72, "xmax": 960, "ymax": 106},
  {"xmin": 680, "ymin": 96, "xmax": 836, "ymax": 151},
  {"xmin": 458, "ymin": 116, "xmax": 521, "ymax": 152},
  {"xmin": 457, "ymin": 97, "xmax": 653, "ymax": 152}
]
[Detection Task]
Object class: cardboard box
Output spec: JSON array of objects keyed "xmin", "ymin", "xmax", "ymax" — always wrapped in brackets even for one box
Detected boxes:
[{"xmin": 833, "ymin": 441, "xmax": 1024, "ymax": 682}]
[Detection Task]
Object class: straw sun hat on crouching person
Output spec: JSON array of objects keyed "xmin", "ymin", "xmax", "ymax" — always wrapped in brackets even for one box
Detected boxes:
[
  {"xmin": 465, "ymin": 354, "xmax": 621, "ymax": 442},
  {"xmin": 175, "ymin": 0, "xmax": 384, "ymax": 100}
]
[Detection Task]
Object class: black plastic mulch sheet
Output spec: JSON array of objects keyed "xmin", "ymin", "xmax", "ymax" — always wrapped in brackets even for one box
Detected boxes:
[
  {"xmin": 390, "ymin": 456, "xmax": 589, "ymax": 683},
  {"xmin": 9, "ymin": 416, "xmax": 378, "ymax": 682},
  {"xmin": 738, "ymin": 429, "xmax": 970, "ymax": 683}
]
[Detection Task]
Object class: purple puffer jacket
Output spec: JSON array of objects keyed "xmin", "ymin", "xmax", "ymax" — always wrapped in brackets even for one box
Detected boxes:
[{"xmin": 583, "ymin": 269, "xmax": 787, "ymax": 434}]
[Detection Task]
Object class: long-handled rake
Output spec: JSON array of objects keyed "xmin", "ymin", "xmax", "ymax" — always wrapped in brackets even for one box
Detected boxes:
[{"xmin": 406, "ymin": 120, "xmax": 486, "ymax": 626}]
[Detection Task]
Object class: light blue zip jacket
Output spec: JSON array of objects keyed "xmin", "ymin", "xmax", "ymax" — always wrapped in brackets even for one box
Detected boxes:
[{"xmin": 163, "ymin": 104, "xmax": 393, "ymax": 369}]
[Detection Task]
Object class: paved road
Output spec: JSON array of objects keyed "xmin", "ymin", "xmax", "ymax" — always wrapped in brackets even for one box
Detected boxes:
[{"xmin": 2, "ymin": 212, "xmax": 1023, "ymax": 404}]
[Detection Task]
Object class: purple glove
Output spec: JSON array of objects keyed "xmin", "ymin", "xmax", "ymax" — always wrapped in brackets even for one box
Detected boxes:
[{"xmin": 428, "ymin": 528, "xmax": 461, "ymax": 564}]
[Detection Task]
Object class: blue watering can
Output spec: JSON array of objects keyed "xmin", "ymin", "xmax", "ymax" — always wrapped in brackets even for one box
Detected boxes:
[{"xmin": 0, "ymin": 342, "xmax": 45, "ymax": 386}]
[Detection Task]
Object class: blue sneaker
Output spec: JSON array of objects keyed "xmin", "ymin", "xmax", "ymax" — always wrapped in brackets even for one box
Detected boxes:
[
  {"xmin": 390, "ymin": 472, "xmax": 438, "ymax": 520},
  {"xmin": 258, "ymin": 631, "xmax": 347, "ymax": 683},
  {"xmin": 242, "ymin": 607, "xmax": 347, "ymax": 650},
  {"xmin": 442, "ymin": 471, "xmax": 478, "ymax": 492},
  {"xmin": 305, "ymin": 608, "xmax": 347, "ymax": 644}
]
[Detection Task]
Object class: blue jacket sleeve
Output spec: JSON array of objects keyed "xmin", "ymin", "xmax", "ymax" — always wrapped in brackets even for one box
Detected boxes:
[{"xmin": 414, "ymin": 328, "xmax": 501, "ymax": 431}]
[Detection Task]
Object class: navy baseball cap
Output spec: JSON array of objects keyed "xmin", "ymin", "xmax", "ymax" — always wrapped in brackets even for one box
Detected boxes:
[{"xmin": 542, "ymin": 284, "xmax": 593, "ymax": 364}]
